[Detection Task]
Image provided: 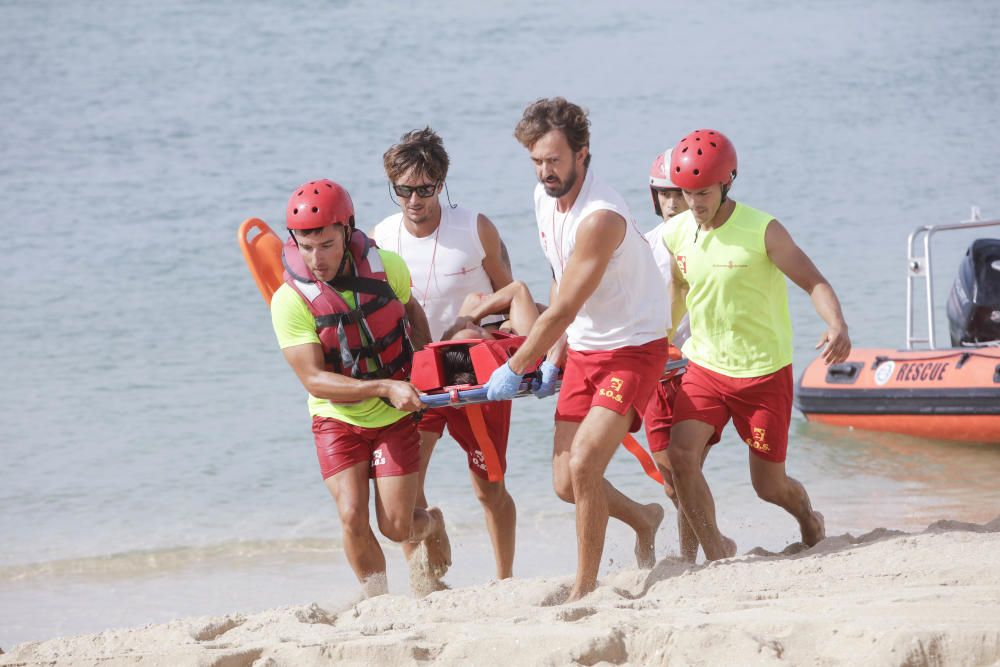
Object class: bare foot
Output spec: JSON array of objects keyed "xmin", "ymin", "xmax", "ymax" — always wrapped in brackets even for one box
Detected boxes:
[
  {"xmin": 360, "ymin": 572, "xmax": 388, "ymax": 598},
  {"xmin": 405, "ymin": 507, "xmax": 452, "ymax": 597},
  {"xmin": 801, "ymin": 510, "xmax": 825, "ymax": 547},
  {"xmin": 722, "ymin": 535, "xmax": 738, "ymax": 558},
  {"xmin": 702, "ymin": 533, "xmax": 737, "ymax": 561},
  {"xmin": 565, "ymin": 583, "xmax": 595, "ymax": 603},
  {"xmin": 424, "ymin": 507, "xmax": 452, "ymax": 579},
  {"xmin": 634, "ymin": 503, "xmax": 665, "ymax": 569},
  {"xmin": 409, "ymin": 562, "xmax": 451, "ymax": 598}
]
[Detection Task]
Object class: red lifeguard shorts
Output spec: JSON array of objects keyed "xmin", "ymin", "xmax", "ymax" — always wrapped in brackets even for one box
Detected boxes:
[
  {"xmin": 670, "ymin": 362, "xmax": 794, "ymax": 463},
  {"xmin": 419, "ymin": 401, "xmax": 512, "ymax": 480},
  {"xmin": 312, "ymin": 415, "xmax": 421, "ymax": 480},
  {"xmin": 644, "ymin": 374, "xmax": 722, "ymax": 453},
  {"xmin": 555, "ymin": 337, "xmax": 669, "ymax": 433}
]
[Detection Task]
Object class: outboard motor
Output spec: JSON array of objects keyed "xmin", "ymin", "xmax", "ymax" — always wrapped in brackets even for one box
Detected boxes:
[{"xmin": 946, "ymin": 238, "xmax": 1000, "ymax": 346}]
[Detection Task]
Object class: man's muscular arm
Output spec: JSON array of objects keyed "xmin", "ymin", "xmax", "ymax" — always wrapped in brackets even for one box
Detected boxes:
[
  {"xmin": 765, "ymin": 219, "xmax": 851, "ymax": 365},
  {"xmin": 281, "ymin": 343, "xmax": 423, "ymax": 411},
  {"xmin": 478, "ymin": 214, "xmax": 514, "ymax": 291},
  {"xmin": 505, "ymin": 210, "xmax": 625, "ymax": 373},
  {"xmin": 404, "ymin": 298, "xmax": 431, "ymax": 349}
]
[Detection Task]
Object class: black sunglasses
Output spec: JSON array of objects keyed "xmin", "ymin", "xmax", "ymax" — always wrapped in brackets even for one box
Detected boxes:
[{"xmin": 392, "ymin": 181, "xmax": 439, "ymax": 199}]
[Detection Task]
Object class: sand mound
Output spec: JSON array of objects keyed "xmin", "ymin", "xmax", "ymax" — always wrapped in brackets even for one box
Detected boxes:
[{"xmin": 4, "ymin": 517, "xmax": 999, "ymax": 666}]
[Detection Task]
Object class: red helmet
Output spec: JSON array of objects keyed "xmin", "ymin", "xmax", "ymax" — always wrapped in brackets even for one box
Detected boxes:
[
  {"xmin": 669, "ymin": 129, "xmax": 737, "ymax": 190},
  {"xmin": 285, "ymin": 179, "xmax": 355, "ymax": 230}
]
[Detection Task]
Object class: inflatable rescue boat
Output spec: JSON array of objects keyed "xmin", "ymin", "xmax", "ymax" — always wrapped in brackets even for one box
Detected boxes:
[{"xmin": 796, "ymin": 210, "xmax": 1000, "ymax": 443}]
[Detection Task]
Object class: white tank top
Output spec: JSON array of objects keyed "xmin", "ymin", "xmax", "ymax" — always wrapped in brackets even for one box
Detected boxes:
[
  {"xmin": 536, "ymin": 170, "xmax": 669, "ymax": 351},
  {"xmin": 645, "ymin": 221, "xmax": 673, "ymax": 331},
  {"xmin": 372, "ymin": 204, "xmax": 496, "ymax": 341},
  {"xmin": 645, "ymin": 220, "xmax": 690, "ymax": 347}
]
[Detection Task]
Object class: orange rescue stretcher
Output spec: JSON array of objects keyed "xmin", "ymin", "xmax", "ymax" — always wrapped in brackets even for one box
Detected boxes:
[{"xmin": 239, "ymin": 217, "xmax": 680, "ymax": 485}]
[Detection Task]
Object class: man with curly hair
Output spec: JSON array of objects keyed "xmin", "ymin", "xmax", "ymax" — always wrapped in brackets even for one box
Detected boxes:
[{"xmin": 486, "ymin": 98, "xmax": 670, "ymax": 600}]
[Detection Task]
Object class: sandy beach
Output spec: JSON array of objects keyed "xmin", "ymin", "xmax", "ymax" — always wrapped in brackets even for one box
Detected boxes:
[
  {"xmin": 4, "ymin": 2, "xmax": 1000, "ymax": 665},
  {"xmin": 3, "ymin": 517, "xmax": 998, "ymax": 667}
]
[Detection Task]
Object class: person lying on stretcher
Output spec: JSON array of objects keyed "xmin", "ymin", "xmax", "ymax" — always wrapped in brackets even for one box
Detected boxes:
[
  {"xmin": 440, "ymin": 280, "xmax": 544, "ymax": 341},
  {"xmin": 436, "ymin": 280, "xmax": 551, "ymax": 388}
]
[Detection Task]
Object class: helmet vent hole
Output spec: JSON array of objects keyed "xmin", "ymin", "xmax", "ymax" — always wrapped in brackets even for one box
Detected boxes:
[
  {"xmin": 710, "ymin": 142, "xmax": 717, "ymax": 148},
  {"xmin": 313, "ymin": 189, "xmax": 319, "ymax": 195},
  {"xmin": 297, "ymin": 190, "xmax": 303, "ymax": 196},
  {"xmin": 292, "ymin": 208, "xmax": 299, "ymax": 215},
  {"xmin": 325, "ymin": 183, "xmax": 332, "ymax": 188},
  {"xmin": 693, "ymin": 169, "xmax": 700, "ymax": 176},
  {"xmin": 681, "ymin": 146, "xmax": 689, "ymax": 153},
  {"xmin": 697, "ymin": 149, "xmax": 703, "ymax": 156},
  {"xmin": 311, "ymin": 206, "xmax": 319, "ymax": 213}
]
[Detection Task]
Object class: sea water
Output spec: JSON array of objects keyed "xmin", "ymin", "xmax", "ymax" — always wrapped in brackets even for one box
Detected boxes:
[{"xmin": 1, "ymin": 0, "xmax": 999, "ymax": 648}]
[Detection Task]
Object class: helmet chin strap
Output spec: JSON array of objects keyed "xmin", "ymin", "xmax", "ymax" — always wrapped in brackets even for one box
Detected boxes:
[
  {"xmin": 334, "ymin": 227, "xmax": 353, "ymax": 278},
  {"xmin": 720, "ymin": 171, "xmax": 737, "ymax": 203}
]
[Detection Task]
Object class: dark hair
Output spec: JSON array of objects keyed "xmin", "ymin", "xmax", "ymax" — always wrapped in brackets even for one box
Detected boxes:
[
  {"xmin": 442, "ymin": 346, "xmax": 476, "ymax": 386},
  {"xmin": 383, "ymin": 127, "xmax": 450, "ymax": 183},
  {"xmin": 290, "ymin": 227, "xmax": 326, "ymax": 238},
  {"xmin": 514, "ymin": 97, "xmax": 592, "ymax": 168}
]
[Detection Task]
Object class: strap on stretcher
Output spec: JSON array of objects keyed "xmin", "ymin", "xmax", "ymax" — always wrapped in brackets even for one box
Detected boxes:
[{"xmin": 466, "ymin": 404, "xmax": 504, "ymax": 483}]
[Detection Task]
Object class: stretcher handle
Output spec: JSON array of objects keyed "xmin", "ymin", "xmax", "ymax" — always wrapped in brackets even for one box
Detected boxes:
[
  {"xmin": 664, "ymin": 358, "xmax": 688, "ymax": 373},
  {"xmin": 418, "ymin": 381, "xmax": 536, "ymax": 407},
  {"xmin": 417, "ymin": 358, "xmax": 687, "ymax": 408}
]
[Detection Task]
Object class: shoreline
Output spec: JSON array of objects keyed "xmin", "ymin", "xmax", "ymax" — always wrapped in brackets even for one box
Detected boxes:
[{"xmin": 3, "ymin": 517, "xmax": 998, "ymax": 666}]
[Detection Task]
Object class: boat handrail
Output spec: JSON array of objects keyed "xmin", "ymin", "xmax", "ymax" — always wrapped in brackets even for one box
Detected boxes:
[{"xmin": 905, "ymin": 207, "xmax": 1000, "ymax": 349}]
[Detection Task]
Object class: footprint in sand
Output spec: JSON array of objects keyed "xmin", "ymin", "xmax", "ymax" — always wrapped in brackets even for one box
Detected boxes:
[
  {"xmin": 553, "ymin": 606, "xmax": 598, "ymax": 622},
  {"xmin": 537, "ymin": 583, "xmax": 573, "ymax": 607}
]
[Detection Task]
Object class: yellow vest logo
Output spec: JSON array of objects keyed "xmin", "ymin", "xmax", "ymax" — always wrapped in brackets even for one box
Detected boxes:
[{"xmin": 712, "ymin": 259, "xmax": 749, "ymax": 270}]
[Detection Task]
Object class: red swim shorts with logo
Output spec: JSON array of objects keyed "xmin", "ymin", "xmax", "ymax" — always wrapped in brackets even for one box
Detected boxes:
[
  {"xmin": 312, "ymin": 415, "xmax": 421, "ymax": 480},
  {"xmin": 644, "ymin": 374, "xmax": 722, "ymax": 453},
  {"xmin": 670, "ymin": 362, "xmax": 794, "ymax": 463},
  {"xmin": 418, "ymin": 401, "xmax": 512, "ymax": 480},
  {"xmin": 555, "ymin": 337, "xmax": 669, "ymax": 433}
]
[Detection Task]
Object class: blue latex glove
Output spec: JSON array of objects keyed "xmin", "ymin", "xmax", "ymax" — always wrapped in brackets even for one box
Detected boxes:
[
  {"xmin": 532, "ymin": 360, "xmax": 560, "ymax": 399},
  {"xmin": 485, "ymin": 362, "xmax": 524, "ymax": 401}
]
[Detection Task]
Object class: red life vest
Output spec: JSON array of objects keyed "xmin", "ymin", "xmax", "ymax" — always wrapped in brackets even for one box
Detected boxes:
[{"xmin": 282, "ymin": 229, "xmax": 413, "ymax": 381}]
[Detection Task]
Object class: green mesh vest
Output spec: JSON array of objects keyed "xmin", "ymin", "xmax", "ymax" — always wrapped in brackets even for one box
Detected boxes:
[{"xmin": 664, "ymin": 203, "xmax": 793, "ymax": 377}]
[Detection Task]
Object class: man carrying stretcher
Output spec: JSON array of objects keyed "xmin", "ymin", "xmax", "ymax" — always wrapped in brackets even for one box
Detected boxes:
[
  {"xmin": 269, "ymin": 179, "xmax": 449, "ymax": 598},
  {"xmin": 373, "ymin": 128, "xmax": 520, "ymax": 584},
  {"xmin": 486, "ymin": 98, "xmax": 670, "ymax": 601}
]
